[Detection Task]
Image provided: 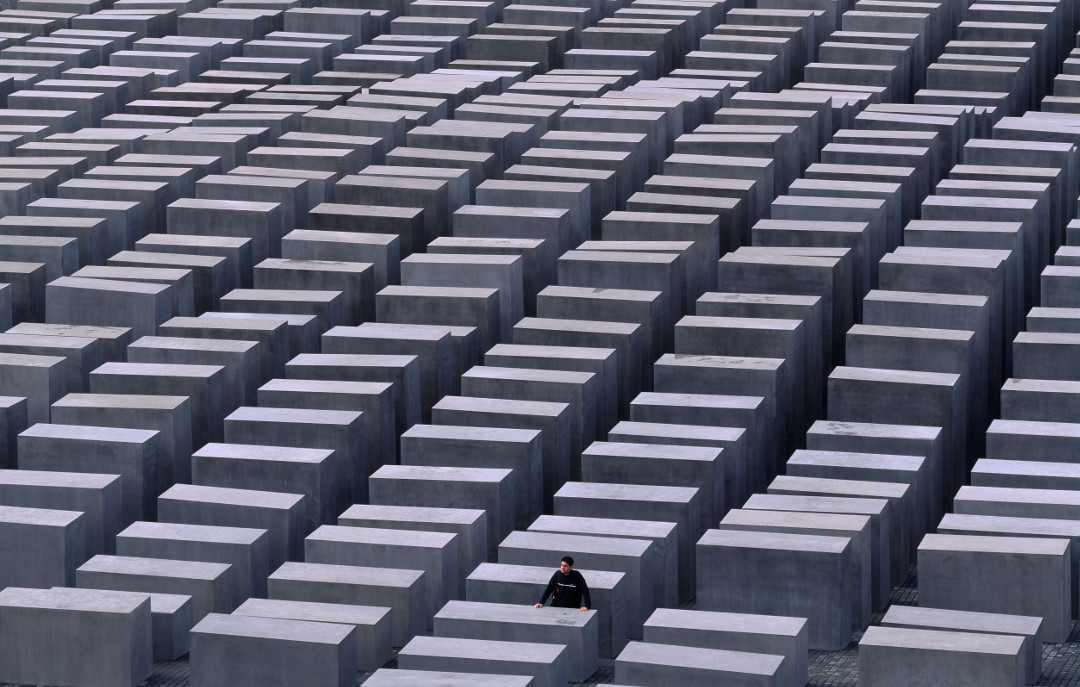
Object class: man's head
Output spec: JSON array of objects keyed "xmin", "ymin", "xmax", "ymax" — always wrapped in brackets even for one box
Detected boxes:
[{"xmin": 560, "ymin": 556, "xmax": 574, "ymax": 573}]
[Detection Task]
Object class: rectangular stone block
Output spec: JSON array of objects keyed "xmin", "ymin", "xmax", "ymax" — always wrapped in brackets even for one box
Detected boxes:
[
  {"xmin": 398, "ymin": 636, "xmax": 567, "ymax": 687},
  {"xmin": 370, "ymin": 464, "xmax": 513, "ymax": 558},
  {"xmin": 192, "ymin": 441, "xmax": 336, "ymax": 533},
  {"xmin": 234, "ymin": 598, "xmax": 391, "ymax": 672},
  {"xmin": 435, "ymin": 600, "xmax": 599, "ymax": 682},
  {"xmin": 167, "ymin": 198, "xmax": 283, "ymax": 264},
  {"xmin": 652, "ymin": 353, "xmax": 785, "ymax": 490},
  {"xmin": 767, "ymin": 474, "xmax": 912, "ymax": 584},
  {"xmin": 717, "ymin": 249, "xmax": 850, "ymax": 368},
  {"xmin": 919, "ymin": 533, "xmax": 1071, "ymax": 642},
  {"xmin": 880, "ymin": 605, "xmax": 1042, "ymax": 685},
  {"xmin": 51, "ymin": 393, "xmax": 192, "ymax": 487},
  {"xmin": 401, "ymin": 253, "xmax": 523, "ymax": 342},
  {"xmin": 513, "ymin": 314, "xmax": 644, "ymax": 429},
  {"xmin": 582, "ymin": 440, "xmax": 722, "ymax": 535},
  {"xmin": 362, "ymin": 669, "xmax": 533, "ymax": 686},
  {"xmin": 113, "ymin": 249, "xmax": 235, "ymax": 314},
  {"xmin": 73, "ymin": 264, "xmax": 192, "ymax": 319},
  {"xmin": 644, "ymin": 608, "xmax": 808, "ymax": 687},
  {"xmin": 0, "ymin": 468, "xmax": 121, "ymax": 557},
  {"xmin": 257, "ymin": 378, "xmax": 395, "ymax": 480},
  {"xmin": 607, "ymin": 420, "xmax": 746, "ymax": 519},
  {"xmin": 223, "ymin": 405, "xmax": 362, "ymax": 508},
  {"xmin": 0, "ymin": 353, "xmax": 63, "ymax": 426},
  {"xmin": 431, "ymin": 395, "xmax": 571, "ymax": 512},
  {"xmin": 127, "ymin": 335, "xmax": 257, "ymax": 414},
  {"xmin": 18, "ymin": 422, "xmax": 159, "ymax": 524},
  {"xmin": 306, "ymin": 524, "xmax": 456, "ymax": 627},
  {"xmin": 218, "ymin": 288, "xmax": 343, "ymax": 334},
  {"xmin": 190, "ymin": 613, "xmax": 358, "ymax": 687},
  {"xmin": 614, "ymin": 641, "xmax": 786, "ymax": 687},
  {"xmin": 559, "ymin": 249, "xmax": 681, "ymax": 348},
  {"xmin": 376, "ymin": 284, "xmax": 499, "ymax": 352},
  {"xmin": 76, "ymin": 554, "xmax": 233, "ymax": 622},
  {"xmin": 786, "ymin": 449, "xmax": 930, "ymax": 556},
  {"xmin": 401, "ymin": 424, "xmax": 542, "ymax": 530},
  {"xmin": 198, "ymin": 311, "xmax": 315, "ymax": 363},
  {"xmin": 46, "ymin": 275, "xmax": 170, "ymax": 340},
  {"xmin": 1000, "ymin": 379, "xmax": 1080, "ymax": 423},
  {"xmin": 0, "ymin": 504, "xmax": 85, "ymax": 589},
  {"xmin": 0, "ymin": 216, "xmax": 109, "ymax": 267},
  {"xmin": 157, "ymin": 314, "xmax": 285, "ymax": 382},
  {"xmin": 89, "ymin": 361, "xmax": 226, "ymax": 446},
  {"xmin": 284, "ymin": 352, "xmax": 419, "ymax": 442},
  {"xmin": 697, "ymin": 529, "xmax": 852, "ymax": 650},
  {"xmin": 971, "ymin": 458, "xmax": 1080, "ymax": 492},
  {"xmin": 117, "ymin": 520, "xmax": 268, "ymax": 603},
  {"xmin": 268, "ymin": 561, "xmax": 425, "ymax": 648},
  {"xmin": 144, "ymin": 592, "xmax": 194, "ymax": 661},
  {"xmin": 323, "ymin": 322, "xmax": 450, "ymax": 422},
  {"xmin": 0, "ymin": 396, "xmax": 25, "ymax": 470},
  {"xmin": 0, "ymin": 261, "xmax": 46, "ymax": 324},
  {"xmin": 806, "ymin": 419, "xmax": 945, "ymax": 520},
  {"xmin": 461, "ymin": 365, "xmax": 596, "ymax": 476},
  {"xmin": 719, "ymin": 506, "xmax": 875, "ymax": 626},
  {"xmin": 827, "ymin": 366, "xmax": 965, "ymax": 509},
  {"xmin": 158, "ymin": 483, "xmax": 304, "ymax": 570},
  {"xmin": 859, "ymin": 626, "xmax": 1025, "ymax": 687},
  {"xmin": 338, "ymin": 503, "xmax": 484, "ymax": 598},
  {"xmin": 0, "ymin": 586, "xmax": 152, "ymax": 687},
  {"xmin": 254, "ymin": 257, "xmax": 374, "ymax": 326}
]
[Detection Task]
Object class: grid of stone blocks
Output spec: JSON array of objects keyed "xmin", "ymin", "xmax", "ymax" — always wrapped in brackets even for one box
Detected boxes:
[{"xmin": 0, "ymin": 0, "xmax": 1078, "ymax": 683}]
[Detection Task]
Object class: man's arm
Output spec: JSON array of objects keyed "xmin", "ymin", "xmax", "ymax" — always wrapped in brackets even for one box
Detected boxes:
[
  {"xmin": 536, "ymin": 572, "xmax": 558, "ymax": 606},
  {"xmin": 578, "ymin": 571, "xmax": 591, "ymax": 610}
]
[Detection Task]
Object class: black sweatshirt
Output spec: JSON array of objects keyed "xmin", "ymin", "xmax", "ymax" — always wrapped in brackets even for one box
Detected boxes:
[{"xmin": 538, "ymin": 569, "xmax": 591, "ymax": 609}]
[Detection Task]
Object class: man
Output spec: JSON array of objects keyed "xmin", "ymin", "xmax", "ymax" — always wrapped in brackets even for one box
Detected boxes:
[{"xmin": 534, "ymin": 556, "xmax": 591, "ymax": 611}]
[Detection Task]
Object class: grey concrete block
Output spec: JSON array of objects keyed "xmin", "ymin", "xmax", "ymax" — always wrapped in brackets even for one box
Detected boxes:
[
  {"xmin": 233, "ymin": 598, "xmax": 391, "ymax": 672},
  {"xmin": 190, "ymin": 613, "xmax": 358, "ymax": 687},
  {"xmin": 919, "ymin": 534, "xmax": 1071, "ymax": 643},
  {"xmin": 0, "ymin": 504, "xmax": 85, "ymax": 589},
  {"xmin": 51, "ymin": 393, "xmax": 192, "ymax": 488},
  {"xmin": 18, "ymin": 422, "xmax": 160, "ymax": 523},
  {"xmin": 116, "ymin": 520, "xmax": 269, "ymax": 602},
  {"xmin": 697, "ymin": 529, "xmax": 852, "ymax": 650},
  {"xmin": 370, "ymin": 464, "xmax": 514, "ymax": 558},
  {"xmin": 362, "ymin": 669, "xmax": 534, "ymax": 686},
  {"xmin": 398, "ymin": 636, "xmax": 568, "ymax": 687},
  {"xmin": 339, "ymin": 503, "xmax": 485, "ymax": 599},
  {"xmin": 158, "ymin": 483, "xmax": 304, "ymax": 570},
  {"xmin": 644, "ymin": 608, "xmax": 807, "ymax": 687},
  {"xmin": 76, "ymin": 554, "xmax": 234, "ymax": 622},
  {"xmin": 859, "ymin": 626, "xmax": 1024, "ymax": 687},
  {"xmin": 306, "ymin": 524, "xmax": 456, "ymax": 626},
  {"xmin": 0, "ymin": 586, "xmax": 153, "ymax": 687},
  {"xmin": 268, "ymin": 561, "xmax": 425, "ymax": 648},
  {"xmin": 614, "ymin": 640, "xmax": 786, "ymax": 687},
  {"xmin": 880, "ymin": 605, "xmax": 1043, "ymax": 685},
  {"xmin": 0, "ymin": 468, "xmax": 122, "ymax": 557},
  {"xmin": 401, "ymin": 423, "xmax": 542, "ymax": 530},
  {"xmin": 223, "ymin": 405, "xmax": 363, "ymax": 507}
]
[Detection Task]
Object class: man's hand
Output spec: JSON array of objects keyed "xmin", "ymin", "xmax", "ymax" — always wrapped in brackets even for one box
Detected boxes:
[
  {"xmin": 533, "ymin": 603, "xmax": 543, "ymax": 609},
  {"xmin": 580, "ymin": 607, "xmax": 588, "ymax": 612}
]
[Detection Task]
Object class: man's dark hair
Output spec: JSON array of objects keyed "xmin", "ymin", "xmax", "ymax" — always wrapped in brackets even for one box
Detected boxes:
[{"xmin": 561, "ymin": 556, "xmax": 574, "ymax": 567}]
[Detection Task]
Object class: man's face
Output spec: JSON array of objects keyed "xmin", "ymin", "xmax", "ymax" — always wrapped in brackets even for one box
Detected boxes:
[{"xmin": 559, "ymin": 561, "xmax": 571, "ymax": 573}]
